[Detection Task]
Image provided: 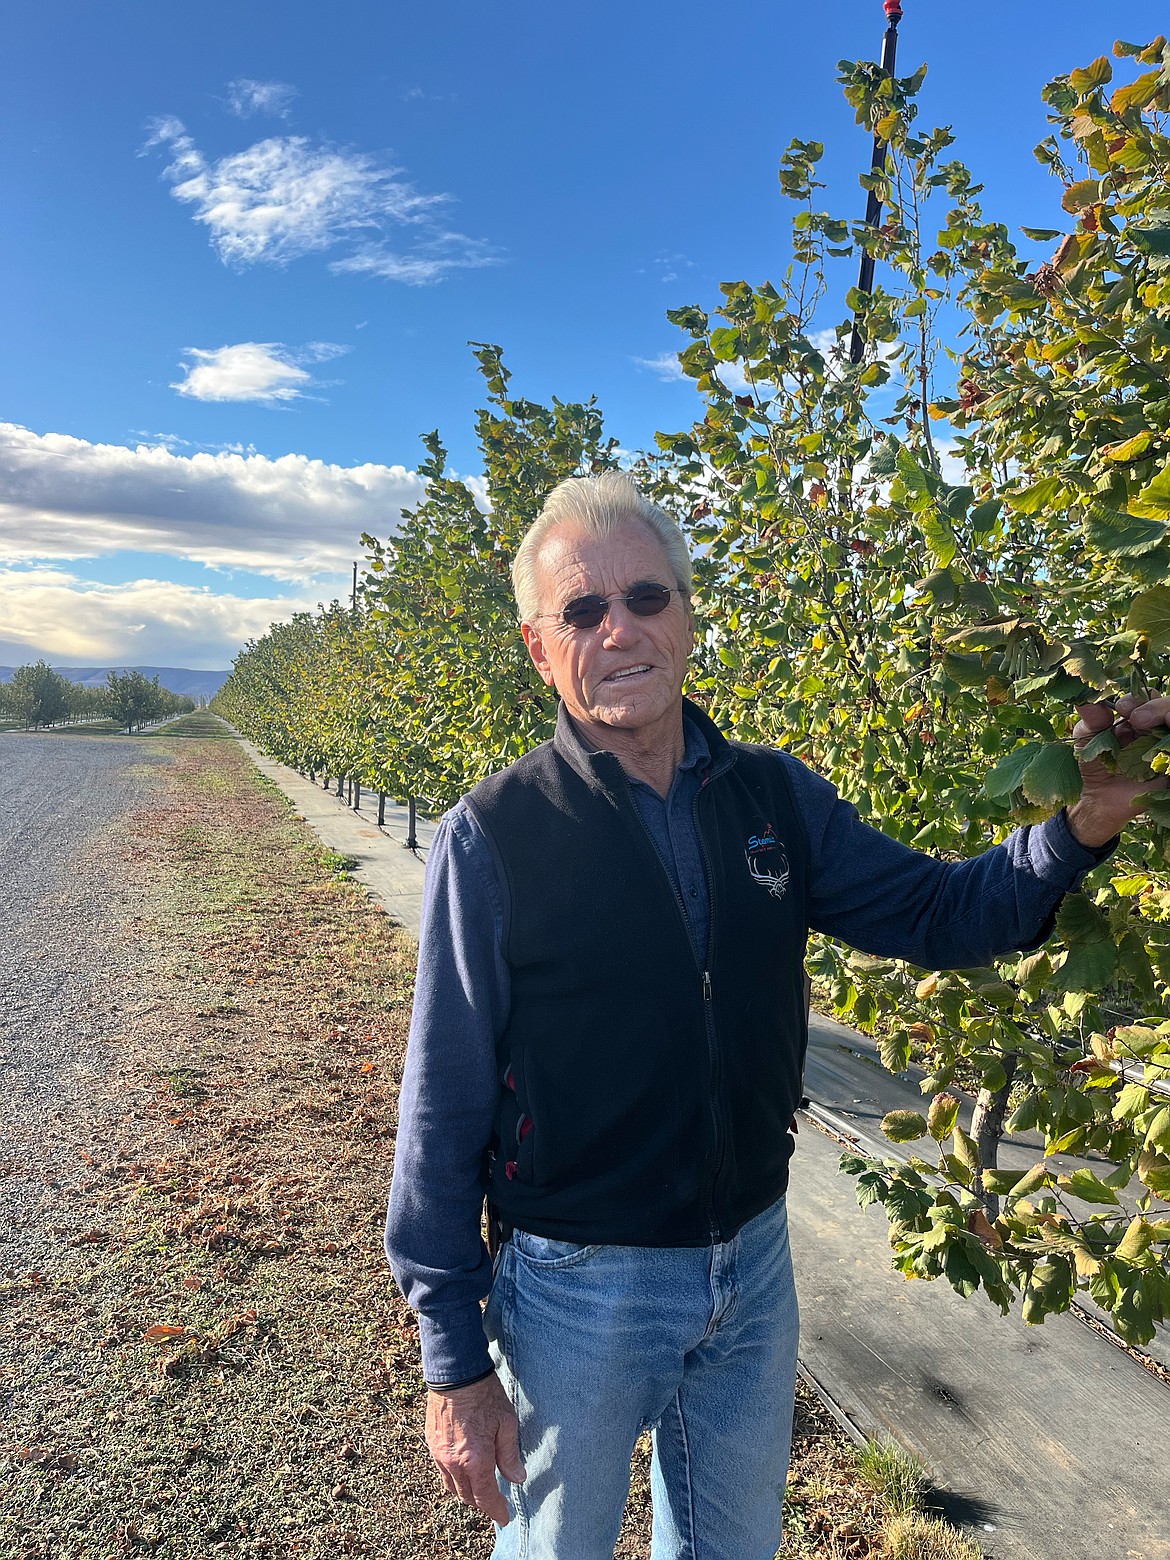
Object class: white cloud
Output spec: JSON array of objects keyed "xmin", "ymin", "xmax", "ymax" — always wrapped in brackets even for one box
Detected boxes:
[
  {"xmin": 226, "ymin": 79, "xmax": 297, "ymax": 119},
  {"xmin": 171, "ymin": 340, "xmax": 348, "ymax": 404},
  {"xmin": 0, "ymin": 566, "xmax": 317, "ymax": 668},
  {"xmin": 632, "ymin": 352, "xmax": 762, "ymax": 395},
  {"xmin": 0, "ymin": 423, "xmax": 425, "ymax": 582},
  {"xmin": 634, "ymin": 352, "xmax": 686, "ymax": 383},
  {"xmin": 128, "ymin": 428, "xmax": 189, "ymax": 452},
  {"xmin": 142, "ymin": 118, "xmax": 488, "ymax": 278},
  {"xmin": 935, "ymin": 439, "xmax": 968, "ymax": 485},
  {"xmin": 331, "ymin": 230, "xmax": 501, "ymax": 286}
]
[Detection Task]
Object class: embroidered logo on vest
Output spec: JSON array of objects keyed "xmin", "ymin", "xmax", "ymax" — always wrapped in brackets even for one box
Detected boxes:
[{"xmin": 745, "ymin": 824, "xmax": 790, "ymax": 900}]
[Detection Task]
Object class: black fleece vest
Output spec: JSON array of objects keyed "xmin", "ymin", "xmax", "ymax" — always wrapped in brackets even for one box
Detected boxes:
[{"xmin": 465, "ymin": 700, "xmax": 810, "ymax": 1246}]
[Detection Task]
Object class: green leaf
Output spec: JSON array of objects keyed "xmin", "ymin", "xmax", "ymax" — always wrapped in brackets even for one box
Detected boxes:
[
  {"xmin": 952, "ymin": 1125, "xmax": 980, "ymax": 1178},
  {"xmin": 1010, "ymin": 476, "xmax": 1062, "ymax": 515},
  {"xmin": 984, "ymin": 741, "xmax": 1044, "ymax": 799},
  {"xmin": 880, "ymin": 1030, "xmax": 913, "ymax": 1073},
  {"xmin": 922, "ymin": 511, "xmax": 958, "ymax": 568},
  {"xmin": 896, "ymin": 447, "xmax": 938, "ymax": 503},
  {"xmin": 881, "ymin": 1109, "xmax": 928, "ymax": 1144},
  {"xmin": 708, "ymin": 327, "xmax": 743, "ymax": 362},
  {"xmin": 1063, "ymin": 640, "xmax": 1109, "ymax": 686},
  {"xmin": 942, "ymin": 651, "xmax": 990, "ymax": 688},
  {"xmin": 1078, "ymin": 728, "xmax": 1120, "ymax": 763},
  {"xmin": 1021, "ymin": 742, "xmax": 1083, "ymax": 808},
  {"xmin": 970, "ymin": 498, "xmax": 1002, "ymax": 536},
  {"xmin": 1083, "ymin": 507, "xmax": 1167, "ymax": 558},
  {"xmin": 1114, "ymin": 1082, "xmax": 1152, "ymax": 1121},
  {"xmin": 1145, "ymin": 1106, "xmax": 1170, "ymax": 1154},
  {"xmin": 1055, "ymin": 893, "xmax": 1111, "ymax": 943},
  {"xmin": 1137, "ymin": 1148, "xmax": 1170, "ymax": 1198},
  {"xmin": 1127, "ymin": 587, "xmax": 1170, "ymax": 651},
  {"xmin": 1063, "ymin": 1168, "xmax": 1121, "ymax": 1205},
  {"xmin": 1051, "ymin": 938, "xmax": 1119, "ymax": 994},
  {"xmin": 1115, "ymin": 1217, "xmax": 1156, "ymax": 1262},
  {"xmin": 1006, "ymin": 1160, "xmax": 1051, "ymax": 1205},
  {"xmin": 1129, "ymin": 226, "xmax": 1170, "ymax": 258}
]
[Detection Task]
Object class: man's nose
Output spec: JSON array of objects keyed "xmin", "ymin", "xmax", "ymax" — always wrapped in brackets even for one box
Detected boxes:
[{"xmin": 601, "ymin": 601, "xmax": 642, "ymax": 641}]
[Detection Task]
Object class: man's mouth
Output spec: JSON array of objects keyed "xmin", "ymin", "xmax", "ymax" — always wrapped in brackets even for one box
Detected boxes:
[{"xmin": 604, "ymin": 664, "xmax": 652, "ymax": 683}]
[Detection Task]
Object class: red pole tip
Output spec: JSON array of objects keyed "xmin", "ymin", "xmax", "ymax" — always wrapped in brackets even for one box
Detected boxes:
[{"xmin": 884, "ymin": 0, "xmax": 903, "ymax": 16}]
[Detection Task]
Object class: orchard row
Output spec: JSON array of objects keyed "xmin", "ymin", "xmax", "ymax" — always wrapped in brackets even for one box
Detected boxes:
[{"xmin": 1, "ymin": 661, "xmax": 196, "ymax": 733}]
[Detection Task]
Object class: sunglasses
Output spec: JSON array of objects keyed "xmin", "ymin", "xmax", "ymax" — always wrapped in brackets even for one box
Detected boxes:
[{"xmin": 543, "ymin": 581, "xmax": 681, "ymax": 631}]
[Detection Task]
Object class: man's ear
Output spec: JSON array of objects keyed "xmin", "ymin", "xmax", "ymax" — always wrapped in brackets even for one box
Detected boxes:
[{"xmin": 521, "ymin": 621, "xmax": 556, "ymax": 688}]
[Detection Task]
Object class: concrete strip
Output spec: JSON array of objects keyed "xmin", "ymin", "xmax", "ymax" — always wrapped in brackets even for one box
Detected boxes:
[{"xmin": 225, "ymin": 727, "xmax": 432, "ymax": 936}]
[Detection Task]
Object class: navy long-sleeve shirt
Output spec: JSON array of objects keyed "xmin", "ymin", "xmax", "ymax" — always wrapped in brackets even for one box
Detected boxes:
[{"xmin": 385, "ymin": 718, "xmax": 1113, "ymax": 1386}]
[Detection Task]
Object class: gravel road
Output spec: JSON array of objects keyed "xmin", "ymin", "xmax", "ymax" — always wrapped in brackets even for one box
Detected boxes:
[{"xmin": 0, "ymin": 732, "xmax": 171, "ymax": 1274}]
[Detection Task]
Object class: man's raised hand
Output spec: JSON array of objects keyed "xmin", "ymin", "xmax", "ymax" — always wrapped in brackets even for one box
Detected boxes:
[
  {"xmin": 1067, "ymin": 694, "xmax": 1170, "ymax": 849},
  {"xmin": 425, "ymin": 1373, "xmax": 526, "ymax": 1526}
]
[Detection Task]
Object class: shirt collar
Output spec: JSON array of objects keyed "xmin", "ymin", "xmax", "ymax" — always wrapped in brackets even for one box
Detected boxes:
[{"xmin": 554, "ymin": 699, "xmax": 719, "ymax": 789}]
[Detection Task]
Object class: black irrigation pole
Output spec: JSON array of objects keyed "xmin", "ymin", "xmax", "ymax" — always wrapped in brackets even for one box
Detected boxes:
[
  {"xmin": 848, "ymin": 0, "xmax": 903, "ymax": 366},
  {"xmin": 405, "ymin": 796, "xmax": 418, "ymax": 852}
]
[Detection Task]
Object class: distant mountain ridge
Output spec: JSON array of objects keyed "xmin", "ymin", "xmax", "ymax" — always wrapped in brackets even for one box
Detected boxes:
[{"xmin": 0, "ymin": 664, "xmax": 230, "ymax": 699}]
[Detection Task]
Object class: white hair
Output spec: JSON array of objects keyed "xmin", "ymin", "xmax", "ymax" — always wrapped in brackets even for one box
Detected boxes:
[{"xmin": 511, "ymin": 472, "xmax": 693, "ymax": 623}]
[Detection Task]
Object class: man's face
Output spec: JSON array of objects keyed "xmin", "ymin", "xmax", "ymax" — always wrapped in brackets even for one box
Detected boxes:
[{"xmin": 521, "ymin": 519, "xmax": 693, "ymax": 740}]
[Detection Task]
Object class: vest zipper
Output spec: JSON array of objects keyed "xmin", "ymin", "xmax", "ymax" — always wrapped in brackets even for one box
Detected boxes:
[
  {"xmin": 692, "ymin": 784, "xmax": 724, "ymax": 1243},
  {"xmin": 622, "ymin": 783, "xmax": 722, "ymax": 1242}
]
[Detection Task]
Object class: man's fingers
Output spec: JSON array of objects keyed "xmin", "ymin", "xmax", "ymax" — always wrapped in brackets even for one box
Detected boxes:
[
  {"xmin": 1074, "ymin": 700, "xmax": 1117, "ymax": 736},
  {"xmin": 1128, "ymin": 696, "xmax": 1170, "ymax": 731},
  {"xmin": 468, "ymin": 1462, "xmax": 511, "ymax": 1526},
  {"xmin": 435, "ymin": 1464, "xmax": 458, "ymax": 1498},
  {"xmin": 496, "ymin": 1413, "xmax": 527, "ymax": 1485}
]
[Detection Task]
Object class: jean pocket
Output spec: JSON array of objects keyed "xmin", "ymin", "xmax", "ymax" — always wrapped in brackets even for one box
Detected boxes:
[{"xmin": 511, "ymin": 1229, "xmax": 599, "ymax": 1269}]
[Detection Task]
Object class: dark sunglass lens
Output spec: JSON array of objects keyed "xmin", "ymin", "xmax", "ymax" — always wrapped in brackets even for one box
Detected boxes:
[
  {"xmin": 627, "ymin": 584, "xmax": 671, "ymax": 616},
  {"xmin": 562, "ymin": 595, "xmax": 609, "ymax": 629}
]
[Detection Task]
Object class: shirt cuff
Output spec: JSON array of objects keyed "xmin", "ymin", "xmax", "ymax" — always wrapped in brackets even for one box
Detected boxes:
[
  {"xmin": 1031, "ymin": 808, "xmax": 1118, "ymax": 889},
  {"xmin": 418, "ymin": 1304, "xmax": 493, "ymax": 1388}
]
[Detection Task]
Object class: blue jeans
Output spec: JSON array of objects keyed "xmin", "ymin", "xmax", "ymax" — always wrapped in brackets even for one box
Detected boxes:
[{"xmin": 484, "ymin": 1196, "xmax": 799, "ymax": 1560}]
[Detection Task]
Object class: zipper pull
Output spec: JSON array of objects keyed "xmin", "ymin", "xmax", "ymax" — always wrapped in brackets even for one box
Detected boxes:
[{"xmin": 702, "ymin": 971, "xmax": 712, "ymax": 1001}]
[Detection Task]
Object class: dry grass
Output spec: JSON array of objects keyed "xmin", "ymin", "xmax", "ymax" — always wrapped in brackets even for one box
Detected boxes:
[
  {"xmin": 1, "ymin": 715, "xmax": 974, "ymax": 1559},
  {"xmin": 883, "ymin": 1511, "xmax": 985, "ymax": 1560}
]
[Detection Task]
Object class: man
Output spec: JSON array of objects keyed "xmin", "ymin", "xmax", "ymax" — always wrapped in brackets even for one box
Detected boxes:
[{"xmin": 386, "ymin": 472, "xmax": 1163, "ymax": 1559}]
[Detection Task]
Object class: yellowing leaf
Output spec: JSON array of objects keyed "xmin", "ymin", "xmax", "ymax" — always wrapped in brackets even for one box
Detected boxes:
[
  {"xmin": 1070, "ymin": 56, "xmax": 1112, "ymax": 92},
  {"xmin": 1127, "ymin": 586, "xmax": 1170, "ymax": 652},
  {"xmin": 1061, "ymin": 179, "xmax": 1102, "ymax": 213},
  {"xmin": 881, "ymin": 1109, "xmax": 928, "ymax": 1144},
  {"xmin": 1111, "ymin": 69, "xmax": 1163, "ymax": 115},
  {"xmin": 1101, "ymin": 429, "xmax": 1154, "ymax": 461}
]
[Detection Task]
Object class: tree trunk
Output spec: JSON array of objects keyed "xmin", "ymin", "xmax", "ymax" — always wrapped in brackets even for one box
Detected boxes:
[{"xmin": 971, "ymin": 1051, "xmax": 1019, "ymax": 1218}]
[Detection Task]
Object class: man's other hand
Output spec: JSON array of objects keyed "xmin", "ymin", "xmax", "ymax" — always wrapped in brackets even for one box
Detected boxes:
[
  {"xmin": 1068, "ymin": 694, "xmax": 1170, "ymax": 849},
  {"xmin": 425, "ymin": 1373, "xmax": 526, "ymax": 1526}
]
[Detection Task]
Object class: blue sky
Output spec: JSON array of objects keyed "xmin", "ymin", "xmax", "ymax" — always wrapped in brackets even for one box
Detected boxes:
[{"xmin": 1, "ymin": 1, "xmax": 1164, "ymax": 669}]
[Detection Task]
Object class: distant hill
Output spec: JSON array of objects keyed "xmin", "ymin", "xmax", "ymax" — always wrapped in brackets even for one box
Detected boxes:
[{"xmin": 0, "ymin": 664, "xmax": 230, "ymax": 700}]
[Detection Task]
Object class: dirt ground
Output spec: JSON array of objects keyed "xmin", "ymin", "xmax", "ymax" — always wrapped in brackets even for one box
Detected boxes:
[{"xmin": 1, "ymin": 716, "xmax": 888, "ymax": 1559}]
